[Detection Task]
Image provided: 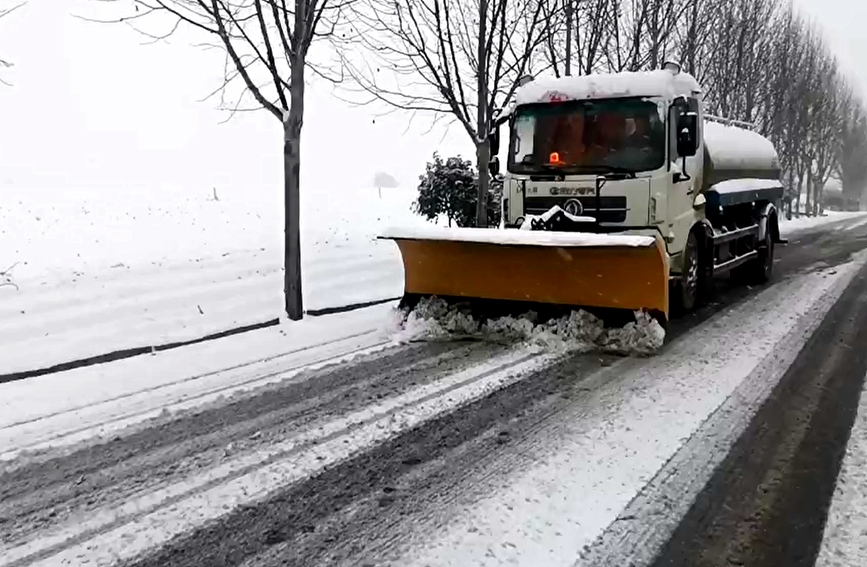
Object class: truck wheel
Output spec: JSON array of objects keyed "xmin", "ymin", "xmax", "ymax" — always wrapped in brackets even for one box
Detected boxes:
[
  {"xmin": 674, "ymin": 230, "xmax": 701, "ymax": 314},
  {"xmin": 750, "ymin": 224, "xmax": 775, "ymax": 284}
]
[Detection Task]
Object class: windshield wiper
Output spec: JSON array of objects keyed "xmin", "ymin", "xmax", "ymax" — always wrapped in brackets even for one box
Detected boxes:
[
  {"xmin": 590, "ymin": 165, "xmax": 637, "ymax": 178},
  {"xmin": 521, "ymin": 163, "xmax": 568, "ymax": 179},
  {"xmin": 517, "ymin": 163, "xmax": 637, "ymax": 179}
]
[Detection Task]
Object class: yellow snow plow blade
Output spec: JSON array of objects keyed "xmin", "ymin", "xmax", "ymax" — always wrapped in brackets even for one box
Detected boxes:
[{"xmin": 379, "ymin": 226, "xmax": 670, "ymax": 325}]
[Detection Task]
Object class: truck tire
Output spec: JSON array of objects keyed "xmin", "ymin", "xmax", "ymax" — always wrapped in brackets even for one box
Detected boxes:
[
  {"xmin": 673, "ymin": 230, "xmax": 701, "ymax": 314},
  {"xmin": 749, "ymin": 221, "xmax": 775, "ymax": 284}
]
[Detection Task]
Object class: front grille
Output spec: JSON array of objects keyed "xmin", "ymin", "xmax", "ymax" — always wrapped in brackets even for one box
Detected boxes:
[{"xmin": 525, "ymin": 196, "xmax": 628, "ymax": 223}]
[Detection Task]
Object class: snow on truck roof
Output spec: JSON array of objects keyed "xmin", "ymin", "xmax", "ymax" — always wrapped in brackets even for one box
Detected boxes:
[
  {"xmin": 703, "ymin": 121, "xmax": 780, "ymax": 173},
  {"xmin": 513, "ymin": 69, "xmax": 701, "ymax": 106}
]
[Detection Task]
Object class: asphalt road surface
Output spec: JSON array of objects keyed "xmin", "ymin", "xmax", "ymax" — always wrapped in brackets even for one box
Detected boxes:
[{"xmin": 3, "ymin": 216, "xmax": 867, "ymax": 567}]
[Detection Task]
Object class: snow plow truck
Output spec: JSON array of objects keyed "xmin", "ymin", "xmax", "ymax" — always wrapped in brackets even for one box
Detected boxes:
[{"xmin": 380, "ymin": 62, "xmax": 786, "ymax": 328}]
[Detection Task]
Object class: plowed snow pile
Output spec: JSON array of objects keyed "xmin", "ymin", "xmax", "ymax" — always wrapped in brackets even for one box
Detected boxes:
[{"xmin": 391, "ymin": 297, "xmax": 665, "ymax": 355}]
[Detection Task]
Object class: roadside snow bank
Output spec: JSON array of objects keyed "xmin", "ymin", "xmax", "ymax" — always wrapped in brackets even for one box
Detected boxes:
[
  {"xmin": 391, "ymin": 297, "xmax": 665, "ymax": 355},
  {"xmin": 779, "ymin": 210, "xmax": 867, "ymax": 237},
  {"xmin": 0, "ymin": 302, "xmax": 402, "ymax": 463}
]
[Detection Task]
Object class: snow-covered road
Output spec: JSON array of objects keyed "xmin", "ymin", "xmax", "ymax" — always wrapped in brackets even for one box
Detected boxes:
[{"xmin": 3, "ymin": 208, "xmax": 867, "ymax": 567}]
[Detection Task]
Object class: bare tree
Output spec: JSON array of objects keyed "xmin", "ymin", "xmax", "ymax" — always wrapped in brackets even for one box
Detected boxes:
[
  {"xmin": 760, "ymin": 4, "xmax": 808, "ymax": 215},
  {"xmin": 698, "ymin": 0, "xmax": 775, "ymax": 121},
  {"xmin": 572, "ymin": 0, "xmax": 611, "ymax": 74},
  {"xmin": 806, "ymin": 55, "xmax": 846, "ymax": 215},
  {"xmin": 674, "ymin": 0, "xmax": 717, "ymax": 78},
  {"xmin": 837, "ymin": 100, "xmax": 867, "ymax": 210},
  {"xmin": 0, "ymin": 1, "xmax": 25, "ymax": 86},
  {"xmin": 599, "ymin": 0, "xmax": 686, "ymax": 72},
  {"xmin": 341, "ymin": 0, "xmax": 551, "ymax": 227},
  {"xmin": 540, "ymin": 0, "xmax": 609, "ymax": 77},
  {"xmin": 786, "ymin": 20, "xmax": 822, "ymax": 214},
  {"xmin": 669, "ymin": 0, "xmax": 862, "ymax": 215},
  {"xmin": 92, "ymin": 0, "xmax": 351, "ymax": 320}
]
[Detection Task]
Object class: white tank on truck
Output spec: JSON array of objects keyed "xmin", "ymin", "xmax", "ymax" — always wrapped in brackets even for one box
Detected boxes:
[{"xmin": 702, "ymin": 119, "xmax": 782, "ymax": 187}]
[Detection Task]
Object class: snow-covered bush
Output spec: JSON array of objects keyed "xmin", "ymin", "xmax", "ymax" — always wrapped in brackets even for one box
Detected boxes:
[{"xmin": 413, "ymin": 152, "xmax": 501, "ymax": 227}]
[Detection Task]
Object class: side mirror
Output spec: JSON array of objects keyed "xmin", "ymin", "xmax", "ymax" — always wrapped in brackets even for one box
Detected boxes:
[
  {"xmin": 677, "ymin": 112, "xmax": 698, "ymax": 157},
  {"xmin": 488, "ymin": 156, "xmax": 500, "ymax": 177},
  {"xmin": 489, "ymin": 128, "xmax": 500, "ymax": 156}
]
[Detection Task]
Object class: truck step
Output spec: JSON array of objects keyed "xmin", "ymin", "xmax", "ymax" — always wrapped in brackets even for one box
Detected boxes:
[
  {"xmin": 711, "ymin": 224, "xmax": 759, "ymax": 245},
  {"xmin": 713, "ymin": 250, "xmax": 758, "ymax": 274}
]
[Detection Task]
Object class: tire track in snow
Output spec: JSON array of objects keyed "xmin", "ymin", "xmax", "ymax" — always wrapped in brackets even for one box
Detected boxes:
[
  {"xmin": 645, "ymin": 256, "xmax": 867, "ymax": 567},
  {"xmin": 575, "ymin": 254, "xmax": 867, "ymax": 567},
  {"xmin": 1, "ymin": 343, "xmax": 561, "ymax": 567},
  {"xmin": 0, "ymin": 329, "xmax": 390, "ymax": 463},
  {"xmin": 228, "ymin": 353, "xmax": 630, "ymax": 567},
  {"xmin": 0, "ymin": 341, "xmax": 498, "ymax": 551}
]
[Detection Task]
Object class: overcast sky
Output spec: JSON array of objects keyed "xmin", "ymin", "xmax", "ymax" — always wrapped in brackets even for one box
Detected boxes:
[{"xmin": 0, "ymin": 0, "xmax": 864, "ymax": 200}]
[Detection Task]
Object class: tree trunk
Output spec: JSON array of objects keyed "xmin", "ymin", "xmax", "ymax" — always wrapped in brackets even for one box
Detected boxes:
[
  {"xmin": 795, "ymin": 172, "xmax": 804, "ymax": 216},
  {"xmin": 476, "ymin": 0, "xmax": 489, "ymax": 228},
  {"xmin": 816, "ymin": 174, "xmax": 827, "ymax": 216},
  {"xmin": 284, "ymin": 63, "xmax": 305, "ymax": 320},
  {"xmin": 805, "ymin": 177, "xmax": 812, "ymax": 216},
  {"xmin": 816, "ymin": 177, "xmax": 824, "ymax": 215},
  {"xmin": 565, "ymin": 0, "xmax": 573, "ymax": 76},
  {"xmin": 476, "ymin": 141, "xmax": 491, "ymax": 227},
  {"xmin": 685, "ymin": 0, "xmax": 698, "ymax": 74}
]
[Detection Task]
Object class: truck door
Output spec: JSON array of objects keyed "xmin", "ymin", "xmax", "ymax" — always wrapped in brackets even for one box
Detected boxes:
[{"xmin": 667, "ymin": 96, "xmax": 703, "ymax": 262}]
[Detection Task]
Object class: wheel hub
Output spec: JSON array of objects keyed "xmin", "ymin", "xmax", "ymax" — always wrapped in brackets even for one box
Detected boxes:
[{"xmin": 685, "ymin": 244, "xmax": 698, "ymax": 294}]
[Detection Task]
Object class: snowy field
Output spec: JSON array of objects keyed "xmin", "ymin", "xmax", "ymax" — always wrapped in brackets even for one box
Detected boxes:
[
  {"xmin": 1, "ymin": 186, "xmax": 865, "ymax": 376},
  {"xmin": 0, "ymin": 186, "xmax": 428, "ymax": 374}
]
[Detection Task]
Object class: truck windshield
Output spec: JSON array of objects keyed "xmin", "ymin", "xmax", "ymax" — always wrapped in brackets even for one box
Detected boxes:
[{"xmin": 508, "ymin": 97, "xmax": 666, "ymax": 175}]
